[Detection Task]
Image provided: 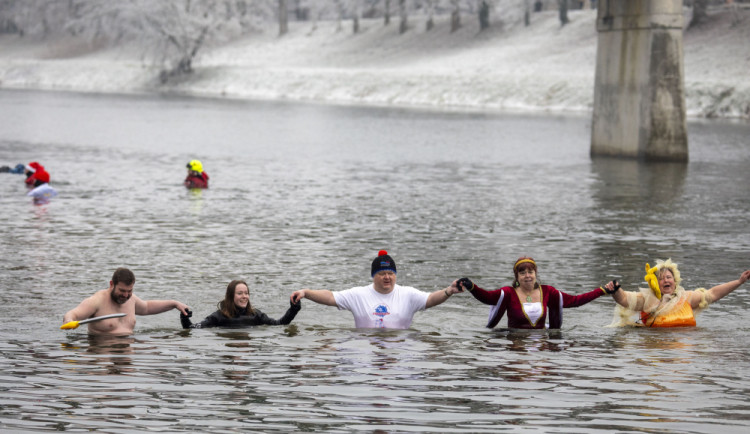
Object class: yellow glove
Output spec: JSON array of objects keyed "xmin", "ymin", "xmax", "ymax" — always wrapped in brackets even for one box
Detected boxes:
[{"xmin": 644, "ymin": 263, "xmax": 661, "ymax": 299}]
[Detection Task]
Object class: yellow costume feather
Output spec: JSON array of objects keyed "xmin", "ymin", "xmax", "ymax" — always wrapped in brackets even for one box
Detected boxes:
[{"xmin": 644, "ymin": 263, "xmax": 662, "ymax": 300}]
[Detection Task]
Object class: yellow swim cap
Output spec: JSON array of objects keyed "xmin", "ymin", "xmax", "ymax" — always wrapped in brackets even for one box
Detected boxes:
[{"xmin": 187, "ymin": 160, "xmax": 203, "ymax": 173}]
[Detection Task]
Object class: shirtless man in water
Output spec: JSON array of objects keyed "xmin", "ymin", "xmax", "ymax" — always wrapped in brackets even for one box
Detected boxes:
[{"xmin": 63, "ymin": 268, "xmax": 190, "ymax": 336}]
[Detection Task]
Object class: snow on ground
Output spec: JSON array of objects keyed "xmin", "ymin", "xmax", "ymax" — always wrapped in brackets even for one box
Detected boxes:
[{"xmin": 0, "ymin": 9, "xmax": 748, "ymax": 118}]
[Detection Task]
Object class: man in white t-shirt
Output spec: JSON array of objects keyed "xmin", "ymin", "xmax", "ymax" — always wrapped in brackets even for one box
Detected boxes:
[{"xmin": 290, "ymin": 250, "xmax": 461, "ymax": 329}]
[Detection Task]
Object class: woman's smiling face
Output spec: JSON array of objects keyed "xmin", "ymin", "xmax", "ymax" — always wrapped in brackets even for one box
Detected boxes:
[
  {"xmin": 658, "ymin": 269, "xmax": 676, "ymax": 295},
  {"xmin": 234, "ymin": 283, "xmax": 250, "ymax": 308}
]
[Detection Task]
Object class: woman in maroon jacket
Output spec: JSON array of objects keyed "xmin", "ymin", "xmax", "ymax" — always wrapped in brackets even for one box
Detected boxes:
[{"xmin": 457, "ymin": 256, "xmax": 614, "ymax": 329}]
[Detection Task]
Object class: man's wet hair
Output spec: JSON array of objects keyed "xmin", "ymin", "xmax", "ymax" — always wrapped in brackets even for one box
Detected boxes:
[{"xmin": 112, "ymin": 268, "xmax": 135, "ymax": 287}]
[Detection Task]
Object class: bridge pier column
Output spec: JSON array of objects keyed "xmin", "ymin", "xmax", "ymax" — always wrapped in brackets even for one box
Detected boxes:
[{"xmin": 591, "ymin": 0, "xmax": 688, "ymax": 162}]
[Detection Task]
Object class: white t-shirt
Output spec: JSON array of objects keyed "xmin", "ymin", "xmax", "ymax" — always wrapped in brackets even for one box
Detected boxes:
[
  {"xmin": 27, "ymin": 183, "xmax": 57, "ymax": 200},
  {"xmin": 333, "ymin": 283, "xmax": 430, "ymax": 329}
]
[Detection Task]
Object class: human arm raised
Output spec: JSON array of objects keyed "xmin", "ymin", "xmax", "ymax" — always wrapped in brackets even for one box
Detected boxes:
[
  {"xmin": 134, "ymin": 296, "xmax": 190, "ymax": 316},
  {"xmin": 604, "ymin": 280, "xmax": 645, "ymax": 311},
  {"xmin": 290, "ymin": 289, "xmax": 337, "ymax": 306},
  {"xmin": 425, "ymin": 280, "xmax": 461, "ymax": 309},
  {"xmin": 257, "ymin": 299, "xmax": 302, "ymax": 325},
  {"xmin": 691, "ymin": 269, "xmax": 750, "ymax": 308},
  {"xmin": 558, "ymin": 284, "xmax": 608, "ymax": 308},
  {"xmin": 457, "ymin": 277, "xmax": 505, "ymax": 306}
]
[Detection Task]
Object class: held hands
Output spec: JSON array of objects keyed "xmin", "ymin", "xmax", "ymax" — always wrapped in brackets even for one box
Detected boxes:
[
  {"xmin": 444, "ymin": 280, "xmax": 461, "ymax": 297},
  {"xmin": 174, "ymin": 301, "xmax": 191, "ymax": 316},
  {"xmin": 290, "ymin": 298, "xmax": 302, "ymax": 311},
  {"xmin": 457, "ymin": 277, "xmax": 474, "ymax": 293},
  {"xmin": 739, "ymin": 270, "xmax": 750, "ymax": 285},
  {"xmin": 180, "ymin": 308, "xmax": 193, "ymax": 329},
  {"xmin": 290, "ymin": 290, "xmax": 307, "ymax": 304},
  {"xmin": 603, "ymin": 280, "xmax": 621, "ymax": 295}
]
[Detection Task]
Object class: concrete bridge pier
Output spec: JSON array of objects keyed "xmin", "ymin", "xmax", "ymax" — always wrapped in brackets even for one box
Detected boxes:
[{"xmin": 591, "ymin": 0, "xmax": 688, "ymax": 162}]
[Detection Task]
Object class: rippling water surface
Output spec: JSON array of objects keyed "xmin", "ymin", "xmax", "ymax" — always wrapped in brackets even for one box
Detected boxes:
[{"xmin": 1, "ymin": 89, "xmax": 749, "ymax": 432}]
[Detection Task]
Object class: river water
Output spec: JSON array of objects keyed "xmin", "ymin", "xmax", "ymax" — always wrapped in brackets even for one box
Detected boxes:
[{"xmin": 1, "ymin": 89, "xmax": 749, "ymax": 432}]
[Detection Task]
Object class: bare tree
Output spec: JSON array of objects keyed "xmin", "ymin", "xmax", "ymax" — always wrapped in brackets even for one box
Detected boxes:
[
  {"xmin": 689, "ymin": 0, "xmax": 708, "ymax": 28},
  {"xmin": 524, "ymin": 0, "xmax": 530, "ymax": 26},
  {"xmin": 729, "ymin": 0, "xmax": 742, "ymax": 27},
  {"xmin": 424, "ymin": 0, "xmax": 435, "ymax": 31},
  {"xmin": 451, "ymin": 0, "xmax": 461, "ymax": 32},
  {"xmin": 478, "ymin": 0, "xmax": 490, "ymax": 30},
  {"xmin": 279, "ymin": 0, "xmax": 288, "ymax": 35},
  {"xmin": 399, "ymin": 0, "xmax": 407, "ymax": 33},
  {"xmin": 344, "ymin": 0, "xmax": 362, "ymax": 34},
  {"xmin": 558, "ymin": 0, "xmax": 569, "ymax": 26}
]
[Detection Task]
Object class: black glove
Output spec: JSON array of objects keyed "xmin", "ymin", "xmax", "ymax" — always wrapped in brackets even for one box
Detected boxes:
[
  {"xmin": 457, "ymin": 277, "xmax": 474, "ymax": 292},
  {"xmin": 180, "ymin": 308, "xmax": 193, "ymax": 329},
  {"xmin": 604, "ymin": 280, "xmax": 621, "ymax": 294},
  {"xmin": 290, "ymin": 299, "xmax": 302, "ymax": 311}
]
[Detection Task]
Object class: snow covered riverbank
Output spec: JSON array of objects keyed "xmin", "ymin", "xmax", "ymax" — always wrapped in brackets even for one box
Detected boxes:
[{"xmin": 0, "ymin": 9, "xmax": 748, "ymax": 119}]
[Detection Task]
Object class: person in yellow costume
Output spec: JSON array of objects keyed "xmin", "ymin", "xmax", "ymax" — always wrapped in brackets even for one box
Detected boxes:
[
  {"xmin": 603, "ymin": 259, "xmax": 750, "ymax": 327},
  {"xmin": 184, "ymin": 159, "xmax": 209, "ymax": 189}
]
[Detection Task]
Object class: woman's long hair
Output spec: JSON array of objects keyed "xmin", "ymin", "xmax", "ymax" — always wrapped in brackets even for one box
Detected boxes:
[{"xmin": 218, "ymin": 280, "xmax": 255, "ymax": 318}]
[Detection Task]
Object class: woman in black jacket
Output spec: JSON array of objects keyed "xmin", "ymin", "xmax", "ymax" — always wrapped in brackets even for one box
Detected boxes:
[{"xmin": 181, "ymin": 280, "xmax": 300, "ymax": 328}]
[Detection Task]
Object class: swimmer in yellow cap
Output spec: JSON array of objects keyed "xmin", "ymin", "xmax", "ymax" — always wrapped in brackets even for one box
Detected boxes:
[
  {"xmin": 184, "ymin": 159, "xmax": 209, "ymax": 189},
  {"xmin": 603, "ymin": 259, "xmax": 750, "ymax": 327}
]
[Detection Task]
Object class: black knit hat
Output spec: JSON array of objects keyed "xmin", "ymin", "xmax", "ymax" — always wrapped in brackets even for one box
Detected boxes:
[{"xmin": 371, "ymin": 250, "xmax": 397, "ymax": 277}]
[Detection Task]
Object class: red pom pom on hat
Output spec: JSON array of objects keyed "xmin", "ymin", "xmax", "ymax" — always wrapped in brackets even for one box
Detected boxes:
[{"xmin": 378, "ymin": 250, "xmax": 388, "ymax": 256}]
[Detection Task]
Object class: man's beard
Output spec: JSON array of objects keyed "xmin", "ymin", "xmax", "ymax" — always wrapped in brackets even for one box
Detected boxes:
[{"xmin": 110, "ymin": 290, "xmax": 130, "ymax": 305}]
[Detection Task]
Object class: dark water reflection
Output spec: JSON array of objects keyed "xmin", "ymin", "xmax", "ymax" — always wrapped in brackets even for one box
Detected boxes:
[{"xmin": 1, "ymin": 89, "xmax": 749, "ymax": 432}]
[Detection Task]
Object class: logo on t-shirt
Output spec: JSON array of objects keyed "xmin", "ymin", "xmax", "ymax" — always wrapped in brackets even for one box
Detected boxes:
[{"xmin": 373, "ymin": 304, "xmax": 390, "ymax": 328}]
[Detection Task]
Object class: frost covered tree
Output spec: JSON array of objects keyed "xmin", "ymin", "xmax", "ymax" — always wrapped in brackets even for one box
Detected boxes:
[
  {"xmin": 558, "ymin": 0, "xmax": 569, "ymax": 26},
  {"xmin": 477, "ymin": 0, "xmax": 533, "ymax": 31},
  {"xmin": 479, "ymin": 0, "xmax": 490, "ymax": 30},
  {"xmin": 423, "ymin": 0, "xmax": 436, "ymax": 31},
  {"xmin": 304, "ymin": 0, "xmax": 352, "ymax": 34},
  {"xmin": 64, "ymin": 0, "xmax": 274, "ymax": 82},
  {"xmin": 279, "ymin": 0, "xmax": 288, "ymax": 35},
  {"xmin": 399, "ymin": 0, "xmax": 408, "ymax": 33},
  {"xmin": 351, "ymin": 0, "xmax": 362, "ymax": 33},
  {"xmin": 0, "ymin": 0, "xmax": 278, "ymax": 81},
  {"xmin": 524, "ymin": 0, "xmax": 530, "ymax": 26},
  {"xmin": 689, "ymin": 0, "xmax": 708, "ymax": 28},
  {"xmin": 0, "ymin": 0, "xmax": 76, "ymax": 37},
  {"xmin": 451, "ymin": 0, "xmax": 461, "ymax": 32}
]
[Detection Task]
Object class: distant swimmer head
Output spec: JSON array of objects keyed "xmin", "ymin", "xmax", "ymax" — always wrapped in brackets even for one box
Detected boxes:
[{"xmin": 187, "ymin": 160, "xmax": 203, "ymax": 173}]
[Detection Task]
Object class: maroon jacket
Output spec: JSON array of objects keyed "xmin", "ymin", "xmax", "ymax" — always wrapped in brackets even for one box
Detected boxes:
[
  {"xmin": 469, "ymin": 284, "xmax": 606, "ymax": 329},
  {"xmin": 184, "ymin": 171, "xmax": 209, "ymax": 189}
]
